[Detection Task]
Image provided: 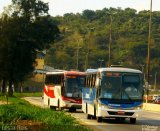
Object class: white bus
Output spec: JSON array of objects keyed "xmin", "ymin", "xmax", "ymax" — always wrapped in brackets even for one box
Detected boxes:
[
  {"xmin": 82, "ymin": 67, "xmax": 144, "ymax": 123},
  {"xmin": 43, "ymin": 71, "xmax": 86, "ymax": 111}
]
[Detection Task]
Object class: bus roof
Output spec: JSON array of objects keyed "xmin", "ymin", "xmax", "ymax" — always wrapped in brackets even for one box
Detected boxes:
[
  {"xmin": 46, "ymin": 70, "xmax": 86, "ymax": 76},
  {"xmin": 86, "ymin": 67, "xmax": 142, "ymax": 74},
  {"xmin": 46, "ymin": 71, "xmax": 65, "ymax": 75},
  {"xmin": 64, "ymin": 71, "xmax": 86, "ymax": 76}
]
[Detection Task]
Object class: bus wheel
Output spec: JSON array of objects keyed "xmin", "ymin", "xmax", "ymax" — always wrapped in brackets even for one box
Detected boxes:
[
  {"xmin": 86, "ymin": 103, "xmax": 88, "ymax": 113},
  {"xmin": 130, "ymin": 118, "xmax": 136, "ymax": 124},
  {"xmin": 97, "ymin": 117, "xmax": 102, "ymax": 122},
  {"xmin": 50, "ymin": 106, "xmax": 56, "ymax": 111},
  {"xmin": 48, "ymin": 98, "xmax": 50, "ymax": 107},
  {"xmin": 87, "ymin": 114, "xmax": 92, "ymax": 119},
  {"xmin": 93, "ymin": 105, "xmax": 96, "ymax": 119},
  {"xmin": 57, "ymin": 99, "xmax": 61, "ymax": 111}
]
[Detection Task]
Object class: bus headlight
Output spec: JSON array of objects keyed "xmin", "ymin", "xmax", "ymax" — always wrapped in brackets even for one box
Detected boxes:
[
  {"xmin": 63, "ymin": 100, "xmax": 71, "ymax": 103},
  {"xmin": 136, "ymin": 107, "xmax": 140, "ymax": 110},
  {"xmin": 135, "ymin": 104, "xmax": 143, "ymax": 110},
  {"xmin": 99, "ymin": 103, "xmax": 109, "ymax": 109}
]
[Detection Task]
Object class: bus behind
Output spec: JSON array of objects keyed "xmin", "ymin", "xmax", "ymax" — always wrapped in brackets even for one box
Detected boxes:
[{"xmin": 44, "ymin": 71, "xmax": 85, "ymax": 112}]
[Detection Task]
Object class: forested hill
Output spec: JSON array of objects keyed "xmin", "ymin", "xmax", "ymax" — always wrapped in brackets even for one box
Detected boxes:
[{"xmin": 46, "ymin": 7, "xmax": 160, "ymax": 82}]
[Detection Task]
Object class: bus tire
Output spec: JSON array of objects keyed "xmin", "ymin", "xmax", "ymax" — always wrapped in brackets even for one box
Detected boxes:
[
  {"xmin": 93, "ymin": 105, "xmax": 96, "ymax": 119},
  {"xmin": 97, "ymin": 117, "xmax": 102, "ymax": 122},
  {"xmin": 50, "ymin": 106, "xmax": 56, "ymax": 110},
  {"xmin": 130, "ymin": 118, "xmax": 136, "ymax": 124},
  {"xmin": 86, "ymin": 103, "xmax": 88, "ymax": 113},
  {"xmin": 87, "ymin": 114, "xmax": 92, "ymax": 119},
  {"xmin": 86, "ymin": 103, "xmax": 91, "ymax": 119},
  {"xmin": 57, "ymin": 99, "xmax": 61, "ymax": 111},
  {"xmin": 48, "ymin": 98, "xmax": 50, "ymax": 106}
]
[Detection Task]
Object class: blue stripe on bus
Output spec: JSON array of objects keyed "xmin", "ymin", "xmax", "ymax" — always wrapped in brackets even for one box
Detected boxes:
[
  {"xmin": 99, "ymin": 99, "xmax": 142, "ymax": 109},
  {"xmin": 82, "ymin": 87, "xmax": 142, "ymax": 109}
]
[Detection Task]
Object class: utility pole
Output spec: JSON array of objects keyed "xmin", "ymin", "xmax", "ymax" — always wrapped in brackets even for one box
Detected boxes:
[
  {"xmin": 141, "ymin": 64, "xmax": 145, "ymax": 81},
  {"xmin": 108, "ymin": 14, "xmax": 112, "ymax": 67},
  {"xmin": 107, "ymin": 12, "xmax": 117, "ymax": 67},
  {"xmin": 147, "ymin": 0, "xmax": 152, "ymax": 84},
  {"xmin": 146, "ymin": 0, "xmax": 152, "ymax": 103},
  {"xmin": 154, "ymin": 72, "xmax": 157, "ymax": 91}
]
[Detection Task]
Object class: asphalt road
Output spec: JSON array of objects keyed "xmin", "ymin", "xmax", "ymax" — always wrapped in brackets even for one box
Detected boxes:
[{"xmin": 23, "ymin": 97, "xmax": 160, "ymax": 131}]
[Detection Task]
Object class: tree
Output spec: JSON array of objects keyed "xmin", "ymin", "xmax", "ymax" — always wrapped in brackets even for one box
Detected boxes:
[
  {"xmin": 82, "ymin": 10, "xmax": 97, "ymax": 21},
  {"xmin": 12, "ymin": 0, "xmax": 49, "ymax": 20},
  {"xmin": 0, "ymin": 0, "xmax": 59, "ymax": 96}
]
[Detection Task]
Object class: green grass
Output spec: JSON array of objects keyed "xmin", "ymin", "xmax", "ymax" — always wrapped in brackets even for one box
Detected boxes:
[
  {"xmin": 0, "ymin": 92, "xmax": 42, "ymax": 98},
  {"xmin": 0, "ymin": 96, "xmax": 90, "ymax": 131},
  {"xmin": 0, "ymin": 92, "xmax": 42, "ymax": 104},
  {"xmin": 14, "ymin": 92, "xmax": 43, "ymax": 97}
]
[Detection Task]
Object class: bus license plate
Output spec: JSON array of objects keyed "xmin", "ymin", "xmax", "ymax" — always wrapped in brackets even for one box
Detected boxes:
[{"xmin": 117, "ymin": 111, "xmax": 125, "ymax": 115}]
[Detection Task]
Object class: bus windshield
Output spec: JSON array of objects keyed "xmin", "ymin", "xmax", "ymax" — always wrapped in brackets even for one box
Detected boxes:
[
  {"xmin": 65, "ymin": 76, "xmax": 85, "ymax": 98},
  {"xmin": 122, "ymin": 74, "xmax": 143, "ymax": 100},
  {"xmin": 45, "ymin": 75, "xmax": 62, "ymax": 85},
  {"xmin": 100, "ymin": 72, "xmax": 143, "ymax": 101}
]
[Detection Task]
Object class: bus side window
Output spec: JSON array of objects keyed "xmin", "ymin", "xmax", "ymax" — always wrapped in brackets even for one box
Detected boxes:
[
  {"xmin": 84, "ymin": 77, "xmax": 87, "ymax": 87},
  {"xmin": 52, "ymin": 75, "xmax": 62, "ymax": 85},
  {"xmin": 86, "ymin": 76, "xmax": 89, "ymax": 87},
  {"xmin": 91, "ymin": 74, "xmax": 94, "ymax": 87},
  {"xmin": 88, "ymin": 75, "xmax": 91, "ymax": 87},
  {"xmin": 90, "ymin": 75, "xmax": 93, "ymax": 88},
  {"xmin": 91, "ymin": 75, "xmax": 93, "ymax": 87},
  {"xmin": 88, "ymin": 75, "xmax": 90, "ymax": 87},
  {"xmin": 86, "ymin": 76, "xmax": 88, "ymax": 87},
  {"xmin": 93, "ymin": 74, "xmax": 96, "ymax": 86}
]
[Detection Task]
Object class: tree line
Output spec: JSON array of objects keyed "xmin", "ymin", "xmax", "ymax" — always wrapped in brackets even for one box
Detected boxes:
[{"xmin": 46, "ymin": 7, "xmax": 160, "ymax": 86}]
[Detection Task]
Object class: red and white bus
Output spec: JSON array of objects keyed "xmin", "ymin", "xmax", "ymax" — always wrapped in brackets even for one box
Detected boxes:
[{"xmin": 43, "ymin": 70, "xmax": 86, "ymax": 111}]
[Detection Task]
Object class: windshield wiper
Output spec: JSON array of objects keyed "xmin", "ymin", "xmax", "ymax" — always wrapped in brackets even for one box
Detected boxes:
[{"xmin": 122, "ymin": 89, "xmax": 133, "ymax": 102}]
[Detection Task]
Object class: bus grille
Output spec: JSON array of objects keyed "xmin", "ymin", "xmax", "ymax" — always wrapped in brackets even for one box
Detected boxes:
[{"xmin": 107, "ymin": 111, "xmax": 134, "ymax": 116}]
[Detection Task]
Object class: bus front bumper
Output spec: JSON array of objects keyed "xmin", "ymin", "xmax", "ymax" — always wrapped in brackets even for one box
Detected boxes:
[
  {"xmin": 97, "ymin": 107, "xmax": 142, "ymax": 118},
  {"xmin": 62, "ymin": 102, "xmax": 82, "ymax": 109}
]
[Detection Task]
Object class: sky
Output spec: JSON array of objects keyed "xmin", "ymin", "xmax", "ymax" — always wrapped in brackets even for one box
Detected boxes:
[{"xmin": 0, "ymin": 0, "xmax": 160, "ymax": 16}]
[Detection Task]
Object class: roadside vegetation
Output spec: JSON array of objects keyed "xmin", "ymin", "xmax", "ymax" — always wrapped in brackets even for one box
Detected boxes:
[
  {"xmin": 0, "ymin": 0, "xmax": 59, "ymax": 97},
  {"xmin": 0, "ymin": 95, "xmax": 89, "ymax": 131}
]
